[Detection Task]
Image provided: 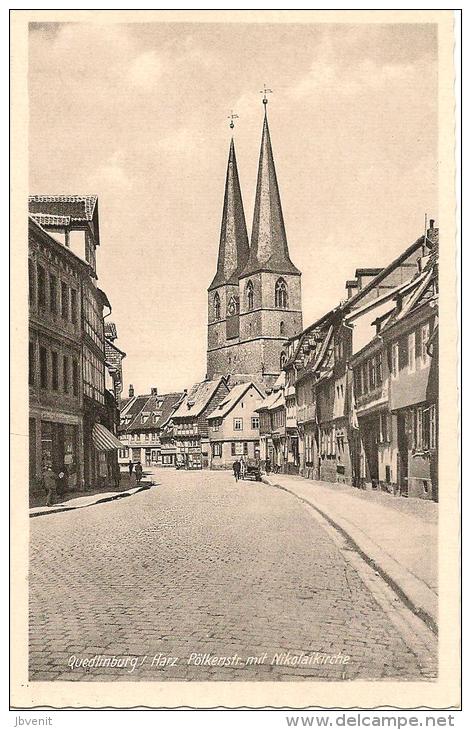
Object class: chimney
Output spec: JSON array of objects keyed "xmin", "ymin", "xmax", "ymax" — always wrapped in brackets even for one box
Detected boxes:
[
  {"xmin": 129, "ymin": 384, "xmax": 134, "ymax": 398},
  {"xmin": 355, "ymin": 268, "xmax": 383, "ymax": 291},
  {"xmin": 426, "ymin": 219, "xmax": 439, "ymax": 250},
  {"xmin": 151, "ymin": 387, "xmax": 158, "ymax": 396}
]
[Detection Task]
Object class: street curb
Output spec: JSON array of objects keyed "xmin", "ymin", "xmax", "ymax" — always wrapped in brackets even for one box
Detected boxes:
[
  {"xmin": 262, "ymin": 476, "xmax": 438, "ymax": 635},
  {"xmin": 29, "ymin": 483, "xmax": 152, "ymax": 518}
]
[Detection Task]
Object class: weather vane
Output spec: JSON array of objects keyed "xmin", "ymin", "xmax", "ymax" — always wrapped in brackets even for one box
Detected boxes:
[
  {"xmin": 228, "ymin": 111, "xmax": 239, "ymax": 129},
  {"xmin": 260, "ymin": 85, "xmax": 273, "ymax": 105}
]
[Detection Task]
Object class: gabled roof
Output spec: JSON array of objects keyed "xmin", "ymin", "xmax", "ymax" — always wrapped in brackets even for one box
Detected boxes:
[
  {"xmin": 207, "ymin": 382, "xmax": 264, "ymax": 420},
  {"xmin": 208, "ymin": 138, "xmax": 249, "ymax": 291},
  {"xmin": 28, "ymin": 215, "xmax": 91, "ymax": 272},
  {"xmin": 172, "ymin": 377, "xmax": 228, "ymax": 419},
  {"xmin": 255, "ymin": 389, "xmax": 284, "ymax": 413},
  {"xmin": 120, "ymin": 392, "xmax": 185, "ymax": 432},
  {"xmin": 241, "ymin": 112, "xmax": 300, "ymax": 278}
]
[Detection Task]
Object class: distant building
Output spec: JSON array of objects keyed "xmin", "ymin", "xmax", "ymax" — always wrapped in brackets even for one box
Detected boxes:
[
  {"xmin": 255, "ymin": 373, "xmax": 286, "ymax": 472},
  {"xmin": 207, "ymin": 382, "xmax": 264, "ymax": 468},
  {"xmin": 171, "ymin": 378, "xmax": 230, "ymax": 469},
  {"xmin": 119, "ymin": 386, "xmax": 184, "ymax": 467},
  {"xmin": 207, "ymin": 105, "xmax": 302, "ymax": 388}
]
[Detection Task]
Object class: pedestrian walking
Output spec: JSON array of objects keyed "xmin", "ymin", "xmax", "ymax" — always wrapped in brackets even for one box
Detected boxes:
[
  {"xmin": 135, "ymin": 462, "xmax": 143, "ymax": 484},
  {"xmin": 43, "ymin": 464, "xmax": 57, "ymax": 507},
  {"xmin": 128, "ymin": 460, "xmax": 134, "ymax": 475},
  {"xmin": 240, "ymin": 456, "xmax": 246, "ymax": 480},
  {"xmin": 232, "ymin": 459, "xmax": 241, "ymax": 482}
]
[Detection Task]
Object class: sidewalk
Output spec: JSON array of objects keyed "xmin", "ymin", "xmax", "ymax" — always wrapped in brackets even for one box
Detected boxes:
[
  {"xmin": 30, "ymin": 482, "xmax": 152, "ymax": 518},
  {"xmin": 262, "ymin": 472, "xmax": 438, "ymax": 633}
]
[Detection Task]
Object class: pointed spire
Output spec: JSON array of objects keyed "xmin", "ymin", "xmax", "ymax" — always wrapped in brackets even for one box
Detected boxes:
[
  {"xmin": 209, "ymin": 137, "xmax": 249, "ymax": 291},
  {"xmin": 242, "ymin": 110, "xmax": 300, "ymax": 277}
]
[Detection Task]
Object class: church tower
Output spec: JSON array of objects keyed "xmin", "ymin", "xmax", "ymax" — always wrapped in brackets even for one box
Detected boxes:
[{"xmin": 207, "ymin": 101, "xmax": 302, "ymax": 388}]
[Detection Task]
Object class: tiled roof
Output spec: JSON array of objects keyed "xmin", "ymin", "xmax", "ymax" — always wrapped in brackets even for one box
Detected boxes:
[
  {"xmin": 121, "ymin": 392, "xmax": 184, "ymax": 433},
  {"xmin": 207, "ymin": 382, "xmax": 263, "ymax": 420},
  {"xmin": 29, "ymin": 195, "xmax": 98, "ymax": 222},
  {"xmin": 172, "ymin": 378, "xmax": 227, "ymax": 419}
]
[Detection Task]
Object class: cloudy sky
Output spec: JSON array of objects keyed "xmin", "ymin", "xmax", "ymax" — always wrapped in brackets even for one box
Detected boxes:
[{"xmin": 29, "ymin": 20, "xmax": 438, "ymax": 395}]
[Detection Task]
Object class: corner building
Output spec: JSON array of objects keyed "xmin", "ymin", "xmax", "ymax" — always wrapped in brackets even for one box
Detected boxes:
[{"xmin": 207, "ymin": 107, "xmax": 302, "ymax": 389}]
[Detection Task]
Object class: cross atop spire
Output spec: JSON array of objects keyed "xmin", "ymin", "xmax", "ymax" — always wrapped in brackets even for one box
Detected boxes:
[
  {"xmin": 208, "ymin": 137, "xmax": 249, "ymax": 291},
  {"xmin": 227, "ymin": 110, "xmax": 239, "ymax": 129},
  {"xmin": 260, "ymin": 85, "xmax": 273, "ymax": 113}
]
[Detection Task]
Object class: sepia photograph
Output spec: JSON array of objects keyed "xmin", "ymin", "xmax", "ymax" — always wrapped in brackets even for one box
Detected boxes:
[{"xmin": 10, "ymin": 8, "xmax": 459, "ymax": 711}]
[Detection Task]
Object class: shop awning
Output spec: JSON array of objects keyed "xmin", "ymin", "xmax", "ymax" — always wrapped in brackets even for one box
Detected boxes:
[{"xmin": 92, "ymin": 423, "xmax": 122, "ymax": 451}]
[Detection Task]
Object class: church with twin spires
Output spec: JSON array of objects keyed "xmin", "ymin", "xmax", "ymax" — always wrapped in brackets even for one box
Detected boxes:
[{"xmin": 207, "ymin": 101, "xmax": 303, "ymax": 389}]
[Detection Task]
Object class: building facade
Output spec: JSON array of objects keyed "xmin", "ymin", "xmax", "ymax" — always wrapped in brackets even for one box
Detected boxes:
[
  {"xmin": 28, "ymin": 195, "xmax": 121, "ymax": 497},
  {"xmin": 171, "ymin": 378, "xmax": 230, "ymax": 469},
  {"xmin": 207, "ymin": 382, "xmax": 263, "ymax": 468},
  {"xmin": 207, "ymin": 105, "xmax": 302, "ymax": 388},
  {"xmin": 118, "ymin": 387, "xmax": 184, "ymax": 468}
]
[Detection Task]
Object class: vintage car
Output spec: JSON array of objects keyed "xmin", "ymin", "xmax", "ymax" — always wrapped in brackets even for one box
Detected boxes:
[{"xmin": 243, "ymin": 458, "xmax": 262, "ymax": 482}]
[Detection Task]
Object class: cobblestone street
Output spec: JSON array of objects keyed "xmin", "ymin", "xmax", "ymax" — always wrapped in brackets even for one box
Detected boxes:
[{"xmin": 29, "ymin": 469, "xmax": 436, "ymax": 682}]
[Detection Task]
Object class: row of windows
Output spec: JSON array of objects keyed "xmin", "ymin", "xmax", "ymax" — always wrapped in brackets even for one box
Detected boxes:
[
  {"xmin": 213, "ymin": 278, "xmax": 289, "ymax": 320},
  {"xmin": 83, "ymin": 347, "xmax": 105, "ymax": 404},
  {"xmin": 29, "ymin": 341, "xmax": 79, "ymax": 396},
  {"xmin": 391, "ymin": 323, "xmax": 431, "ymax": 378},
  {"xmin": 126, "ymin": 432, "xmax": 159, "ymax": 442},
  {"xmin": 29, "ymin": 259, "xmax": 79, "ymax": 325},
  {"xmin": 354, "ymin": 352, "xmax": 384, "ymax": 396},
  {"xmin": 211, "ymin": 416, "xmax": 259, "ymax": 432}
]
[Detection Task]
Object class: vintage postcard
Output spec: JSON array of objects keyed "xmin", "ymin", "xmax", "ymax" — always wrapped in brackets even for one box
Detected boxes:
[{"xmin": 10, "ymin": 9, "xmax": 459, "ymax": 710}]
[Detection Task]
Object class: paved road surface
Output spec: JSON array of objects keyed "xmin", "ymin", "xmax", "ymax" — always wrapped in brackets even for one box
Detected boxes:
[{"xmin": 29, "ymin": 469, "xmax": 436, "ymax": 681}]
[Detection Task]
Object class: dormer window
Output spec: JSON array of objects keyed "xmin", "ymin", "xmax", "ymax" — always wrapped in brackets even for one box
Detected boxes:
[{"xmin": 275, "ymin": 278, "xmax": 288, "ymax": 309}]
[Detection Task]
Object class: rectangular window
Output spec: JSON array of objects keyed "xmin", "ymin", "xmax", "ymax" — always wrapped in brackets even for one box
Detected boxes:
[
  {"xmin": 49, "ymin": 274, "xmax": 58, "ymax": 315},
  {"xmin": 408, "ymin": 332, "xmax": 416, "ymax": 373},
  {"xmin": 430, "ymin": 404, "xmax": 437, "ymax": 449},
  {"xmin": 28, "ymin": 259, "xmax": 35, "ymax": 306},
  {"xmin": 63, "ymin": 355, "xmax": 69, "ymax": 393},
  {"xmin": 71, "ymin": 289, "xmax": 78, "ymax": 324},
  {"xmin": 212, "ymin": 421, "xmax": 219, "ymax": 432},
  {"xmin": 233, "ymin": 418, "xmax": 243, "ymax": 431},
  {"xmin": 251, "ymin": 416, "xmax": 259, "ymax": 430},
  {"xmin": 391, "ymin": 342, "xmax": 399, "ymax": 379},
  {"xmin": 51, "ymin": 351, "xmax": 59, "ymax": 391},
  {"xmin": 376, "ymin": 351, "xmax": 383, "ymax": 384},
  {"xmin": 369, "ymin": 357, "xmax": 376, "ymax": 389},
  {"xmin": 29, "ymin": 341, "xmax": 35, "ymax": 386},
  {"xmin": 212, "ymin": 442, "xmax": 222, "ymax": 457},
  {"xmin": 362, "ymin": 362, "xmax": 369, "ymax": 393},
  {"xmin": 38, "ymin": 265, "xmax": 46, "ymax": 309},
  {"xmin": 40, "ymin": 346, "xmax": 48, "ymax": 389},
  {"xmin": 72, "ymin": 359, "xmax": 79, "ymax": 396},
  {"xmin": 354, "ymin": 368, "xmax": 362, "ymax": 397},
  {"xmin": 61, "ymin": 281, "xmax": 69, "ymax": 320},
  {"xmin": 421, "ymin": 323, "xmax": 430, "ymax": 367}
]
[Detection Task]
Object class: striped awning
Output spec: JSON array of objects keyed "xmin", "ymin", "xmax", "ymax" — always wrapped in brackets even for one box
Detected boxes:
[{"xmin": 92, "ymin": 423, "xmax": 122, "ymax": 451}]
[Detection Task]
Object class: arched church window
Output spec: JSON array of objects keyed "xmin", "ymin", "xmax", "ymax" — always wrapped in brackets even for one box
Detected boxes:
[
  {"xmin": 275, "ymin": 278, "xmax": 288, "ymax": 309},
  {"xmin": 246, "ymin": 280, "xmax": 254, "ymax": 311},
  {"xmin": 280, "ymin": 320, "xmax": 285, "ymax": 336},
  {"xmin": 227, "ymin": 296, "xmax": 239, "ymax": 316},
  {"xmin": 280, "ymin": 352, "xmax": 287, "ymax": 370},
  {"xmin": 214, "ymin": 292, "xmax": 221, "ymax": 321}
]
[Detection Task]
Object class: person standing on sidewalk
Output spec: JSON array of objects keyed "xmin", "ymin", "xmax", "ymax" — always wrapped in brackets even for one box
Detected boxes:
[
  {"xmin": 232, "ymin": 459, "xmax": 241, "ymax": 482},
  {"xmin": 135, "ymin": 462, "xmax": 143, "ymax": 484},
  {"xmin": 43, "ymin": 464, "xmax": 57, "ymax": 507}
]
